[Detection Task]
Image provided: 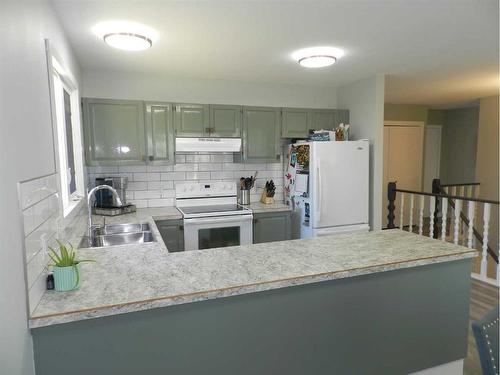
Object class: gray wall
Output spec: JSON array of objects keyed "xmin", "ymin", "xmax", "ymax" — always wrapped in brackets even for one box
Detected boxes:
[
  {"xmin": 0, "ymin": 1, "xmax": 82, "ymax": 373},
  {"xmin": 338, "ymin": 75, "xmax": 385, "ymax": 230},
  {"xmin": 440, "ymin": 107, "xmax": 479, "ymax": 184}
]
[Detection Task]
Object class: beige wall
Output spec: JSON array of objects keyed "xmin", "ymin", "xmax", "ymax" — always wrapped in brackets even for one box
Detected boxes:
[
  {"xmin": 384, "ymin": 104, "xmax": 427, "ymax": 123},
  {"xmin": 475, "ymin": 96, "xmax": 499, "ymax": 267},
  {"xmin": 476, "ymin": 96, "xmax": 499, "ymax": 201}
]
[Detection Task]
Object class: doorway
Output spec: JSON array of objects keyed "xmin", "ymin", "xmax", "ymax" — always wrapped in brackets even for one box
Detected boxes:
[{"xmin": 383, "ymin": 121, "xmax": 425, "ymax": 227}]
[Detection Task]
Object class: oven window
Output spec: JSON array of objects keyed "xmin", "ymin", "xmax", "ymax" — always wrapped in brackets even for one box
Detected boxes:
[{"xmin": 198, "ymin": 226, "xmax": 240, "ymax": 250}]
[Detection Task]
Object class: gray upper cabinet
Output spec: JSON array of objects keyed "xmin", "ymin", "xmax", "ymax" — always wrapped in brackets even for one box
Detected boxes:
[
  {"xmin": 282, "ymin": 108, "xmax": 350, "ymax": 138},
  {"xmin": 310, "ymin": 109, "xmax": 336, "ymax": 131},
  {"xmin": 281, "ymin": 108, "xmax": 311, "ymax": 138},
  {"xmin": 209, "ymin": 105, "xmax": 242, "ymax": 137},
  {"xmin": 241, "ymin": 106, "xmax": 281, "ymax": 163},
  {"xmin": 83, "ymin": 98, "xmax": 146, "ymax": 166},
  {"xmin": 145, "ymin": 102, "xmax": 174, "ymax": 164},
  {"xmin": 173, "ymin": 103, "xmax": 209, "ymax": 137},
  {"xmin": 336, "ymin": 109, "xmax": 350, "ymax": 125}
]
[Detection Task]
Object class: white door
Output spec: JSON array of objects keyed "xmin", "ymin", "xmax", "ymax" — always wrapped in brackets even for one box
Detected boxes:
[
  {"xmin": 310, "ymin": 141, "xmax": 369, "ymax": 229},
  {"xmin": 383, "ymin": 123, "xmax": 424, "ymax": 227},
  {"xmin": 423, "ymin": 125, "xmax": 442, "ymax": 192}
]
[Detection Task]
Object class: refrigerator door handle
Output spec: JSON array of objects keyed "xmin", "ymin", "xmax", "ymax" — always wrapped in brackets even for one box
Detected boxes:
[{"xmin": 316, "ymin": 165, "xmax": 322, "ymax": 223}]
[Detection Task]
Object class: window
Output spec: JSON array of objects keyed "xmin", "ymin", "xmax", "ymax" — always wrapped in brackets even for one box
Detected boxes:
[{"xmin": 51, "ymin": 55, "xmax": 85, "ymax": 217}]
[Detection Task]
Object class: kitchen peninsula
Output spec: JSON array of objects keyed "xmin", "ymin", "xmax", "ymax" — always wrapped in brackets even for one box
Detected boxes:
[{"xmin": 30, "ymin": 216, "xmax": 475, "ymax": 375}]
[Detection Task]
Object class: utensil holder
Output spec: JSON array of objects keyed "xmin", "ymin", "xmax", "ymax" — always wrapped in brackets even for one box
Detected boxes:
[{"xmin": 238, "ymin": 189, "xmax": 251, "ymax": 205}]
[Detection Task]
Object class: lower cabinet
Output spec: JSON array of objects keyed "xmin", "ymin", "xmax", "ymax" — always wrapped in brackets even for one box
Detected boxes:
[
  {"xmin": 253, "ymin": 211, "xmax": 291, "ymax": 244},
  {"xmin": 156, "ymin": 219, "xmax": 184, "ymax": 252}
]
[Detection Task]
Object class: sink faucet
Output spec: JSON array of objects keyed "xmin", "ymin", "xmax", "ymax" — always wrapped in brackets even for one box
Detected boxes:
[{"xmin": 87, "ymin": 185, "xmax": 123, "ymax": 237}]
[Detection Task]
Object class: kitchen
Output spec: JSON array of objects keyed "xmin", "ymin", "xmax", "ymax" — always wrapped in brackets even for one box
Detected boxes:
[{"xmin": 2, "ymin": 1, "xmax": 496, "ymax": 375}]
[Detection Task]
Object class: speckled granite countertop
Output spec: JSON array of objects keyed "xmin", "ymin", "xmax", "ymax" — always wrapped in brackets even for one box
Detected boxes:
[
  {"xmin": 246, "ymin": 201, "xmax": 291, "ymax": 213},
  {"xmin": 30, "ymin": 230, "xmax": 475, "ymax": 329}
]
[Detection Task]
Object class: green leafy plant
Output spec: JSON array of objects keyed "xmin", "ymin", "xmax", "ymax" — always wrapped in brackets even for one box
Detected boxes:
[{"xmin": 48, "ymin": 240, "xmax": 94, "ymax": 288}]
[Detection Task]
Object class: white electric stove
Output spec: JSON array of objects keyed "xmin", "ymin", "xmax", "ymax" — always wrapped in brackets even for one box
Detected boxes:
[{"xmin": 175, "ymin": 182, "xmax": 253, "ymax": 250}]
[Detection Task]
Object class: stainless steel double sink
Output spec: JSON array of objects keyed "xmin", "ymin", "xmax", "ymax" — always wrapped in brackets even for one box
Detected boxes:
[{"xmin": 79, "ymin": 223, "xmax": 156, "ymax": 248}]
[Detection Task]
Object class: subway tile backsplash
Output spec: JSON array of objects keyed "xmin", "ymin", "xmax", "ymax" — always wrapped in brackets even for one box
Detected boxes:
[
  {"xmin": 18, "ymin": 173, "xmax": 61, "ymax": 314},
  {"xmin": 87, "ymin": 153, "xmax": 285, "ymax": 208}
]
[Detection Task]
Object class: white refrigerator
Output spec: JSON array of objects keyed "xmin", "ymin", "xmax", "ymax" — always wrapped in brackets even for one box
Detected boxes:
[{"xmin": 285, "ymin": 140, "xmax": 370, "ymax": 238}]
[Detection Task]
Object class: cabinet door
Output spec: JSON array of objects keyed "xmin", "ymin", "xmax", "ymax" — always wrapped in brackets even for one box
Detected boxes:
[
  {"xmin": 83, "ymin": 98, "xmax": 146, "ymax": 165},
  {"xmin": 281, "ymin": 108, "xmax": 310, "ymax": 138},
  {"xmin": 241, "ymin": 107, "xmax": 281, "ymax": 163},
  {"xmin": 174, "ymin": 104, "xmax": 209, "ymax": 137},
  {"xmin": 253, "ymin": 212, "xmax": 291, "ymax": 244},
  {"xmin": 156, "ymin": 220, "xmax": 184, "ymax": 252},
  {"xmin": 209, "ymin": 105, "xmax": 241, "ymax": 137},
  {"xmin": 336, "ymin": 109, "xmax": 350, "ymax": 125},
  {"xmin": 145, "ymin": 103, "xmax": 174, "ymax": 164},
  {"xmin": 310, "ymin": 109, "xmax": 336, "ymax": 131}
]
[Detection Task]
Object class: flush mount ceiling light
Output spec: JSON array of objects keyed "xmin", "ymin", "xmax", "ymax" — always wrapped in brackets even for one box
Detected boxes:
[
  {"xmin": 292, "ymin": 46, "xmax": 344, "ymax": 68},
  {"xmin": 92, "ymin": 21, "xmax": 158, "ymax": 51},
  {"xmin": 103, "ymin": 32, "xmax": 152, "ymax": 51}
]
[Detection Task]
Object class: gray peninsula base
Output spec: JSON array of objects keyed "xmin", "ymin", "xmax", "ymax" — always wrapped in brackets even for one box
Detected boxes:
[{"xmin": 32, "ymin": 259, "xmax": 471, "ymax": 375}]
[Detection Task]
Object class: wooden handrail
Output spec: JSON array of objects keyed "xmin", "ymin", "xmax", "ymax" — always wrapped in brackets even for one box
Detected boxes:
[
  {"xmin": 393, "ymin": 188, "xmax": 499, "ymax": 205},
  {"xmin": 445, "ymin": 197, "xmax": 499, "ymax": 263},
  {"xmin": 387, "ymin": 180, "xmax": 499, "ymax": 265},
  {"xmin": 440, "ymin": 182, "xmax": 480, "ymax": 187}
]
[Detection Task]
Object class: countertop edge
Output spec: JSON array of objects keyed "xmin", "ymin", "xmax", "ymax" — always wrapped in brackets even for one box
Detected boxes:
[{"xmin": 29, "ymin": 250, "xmax": 475, "ymax": 329}]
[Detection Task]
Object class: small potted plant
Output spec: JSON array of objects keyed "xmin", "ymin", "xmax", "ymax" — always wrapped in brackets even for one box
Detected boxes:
[{"xmin": 48, "ymin": 240, "xmax": 93, "ymax": 292}]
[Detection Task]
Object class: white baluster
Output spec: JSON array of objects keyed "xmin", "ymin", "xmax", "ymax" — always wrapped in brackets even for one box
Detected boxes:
[
  {"xmin": 467, "ymin": 201, "xmax": 475, "ymax": 248},
  {"xmin": 453, "ymin": 199, "xmax": 462, "ymax": 245},
  {"xmin": 441, "ymin": 197, "xmax": 448, "ymax": 241},
  {"xmin": 480, "ymin": 203, "xmax": 490, "ymax": 278},
  {"xmin": 399, "ymin": 193, "xmax": 405, "ymax": 231},
  {"xmin": 429, "ymin": 196, "xmax": 436, "ymax": 238},
  {"xmin": 409, "ymin": 194, "xmax": 414, "ymax": 233},
  {"xmin": 418, "ymin": 195, "xmax": 425, "ymax": 235}
]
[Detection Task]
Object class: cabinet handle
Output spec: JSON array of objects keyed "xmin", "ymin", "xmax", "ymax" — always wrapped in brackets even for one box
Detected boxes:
[
  {"xmin": 149, "ymin": 156, "xmax": 154, "ymax": 161},
  {"xmin": 205, "ymin": 127, "xmax": 211, "ymax": 134},
  {"xmin": 253, "ymin": 219, "xmax": 258, "ymax": 224},
  {"xmin": 179, "ymin": 225, "xmax": 184, "ymax": 231},
  {"xmin": 276, "ymin": 154, "xmax": 280, "ymax": 160}
]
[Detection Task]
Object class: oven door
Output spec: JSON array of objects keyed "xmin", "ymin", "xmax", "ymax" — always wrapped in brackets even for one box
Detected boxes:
[{"xmin": 183, "ymin": 214, "xmax": 253, "ymax": 251}]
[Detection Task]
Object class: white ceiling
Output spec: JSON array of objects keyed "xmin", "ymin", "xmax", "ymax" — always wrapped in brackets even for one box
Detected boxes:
[{"xmin": 51, "ymin": 0, "xmax": 499, "ymax": 107}]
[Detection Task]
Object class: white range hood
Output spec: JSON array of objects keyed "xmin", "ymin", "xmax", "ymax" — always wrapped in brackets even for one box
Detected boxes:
[{"xmin": 175, "ymin": 137, "xmax": 241, "ymax": 153}]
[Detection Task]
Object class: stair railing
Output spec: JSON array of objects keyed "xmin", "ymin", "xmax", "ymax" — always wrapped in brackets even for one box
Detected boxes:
[{"xmin": 387, "ymin": 180, "xmax": 499, "ymax": 286}]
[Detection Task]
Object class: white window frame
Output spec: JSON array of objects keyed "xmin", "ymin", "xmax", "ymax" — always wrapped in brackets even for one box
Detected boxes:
[{"xmin": 46, "ymin": 40, "xmax": 85, "ymax": 217}]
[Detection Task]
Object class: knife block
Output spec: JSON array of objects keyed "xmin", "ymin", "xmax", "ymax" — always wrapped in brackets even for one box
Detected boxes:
[{"xmin": 260, "ymin": 190, "xmax": 275, "ymax": 204}]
